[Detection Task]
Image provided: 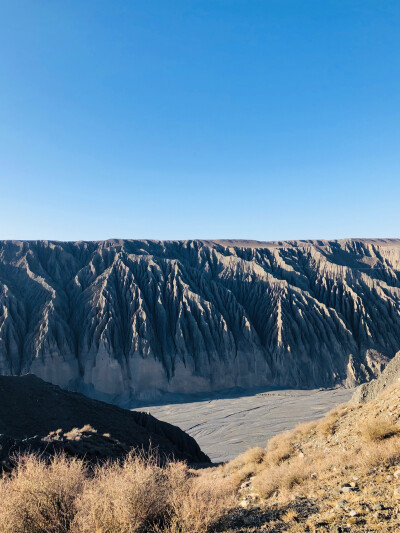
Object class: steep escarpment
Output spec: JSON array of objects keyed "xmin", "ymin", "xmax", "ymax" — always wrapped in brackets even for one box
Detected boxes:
[{"xmin": 0, "ymin": 238, "xmax": 399, "ymax": 400}]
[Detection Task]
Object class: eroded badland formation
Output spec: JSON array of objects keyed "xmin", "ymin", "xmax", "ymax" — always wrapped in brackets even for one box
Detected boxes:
[{"xmin": 0, "ymin": 238, "xmax": 399, "ymax": 401}]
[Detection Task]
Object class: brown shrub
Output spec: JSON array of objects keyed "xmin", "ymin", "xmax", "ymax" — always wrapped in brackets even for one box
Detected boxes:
[
  {"xmin": 362, "ymin": 417, "xmax": 400, "ymax": 442},
  {"xmin": 264, "ymin": 432, "xmax": 294, "ymax": 466},
  {"xmin": 252, "ymin": 457, "xmax": 312, "ymax": 500},
  {"xmin": 357, "ymin": 434, "xmax": 400, "ymax": 471},
  {"xmin": 316, "ymin": 404, "xmax": 348, "ymax": 437},
  {"xmin": 317, "ymin": 416, "xmax": 337, "ymax": 437},
  {"xmin": 282, "ymin": 509, "xmax": 299, "ymax": 523},
  {"xmin": 167, "ymin": 470, "xmax": 235, "ymax": 533},
  {"xmin": 0, "ymin": 451, "xmax": 236, "ymax": 533},
  {"xmin": 291, "ymin": 420, "xmax": 318, "ymax": 439},
  {"xmin": 0, "ymin": 454, "xmax": 85, "ymax": 533},
  {"xmin": 72, "ymin": 451, "xmax": 169, "ymax": 533},
  {"xmin": 224, "ymin": 446, "xmax": 266, "ymax": 472},
  {"xmin": 222, "ymin": 446, "xmax": 266, "ymax": 487}
]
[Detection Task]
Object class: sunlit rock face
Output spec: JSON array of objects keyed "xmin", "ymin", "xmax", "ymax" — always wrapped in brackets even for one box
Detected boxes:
[{"xmin": 0, "ymin": 238, "xmax": 399, "ymax": 401}]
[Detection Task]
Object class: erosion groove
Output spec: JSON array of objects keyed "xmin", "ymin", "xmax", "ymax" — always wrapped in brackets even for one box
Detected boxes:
[{"xmin": 0, "ymin": 238, "xmax": 399, "ymax": 400}]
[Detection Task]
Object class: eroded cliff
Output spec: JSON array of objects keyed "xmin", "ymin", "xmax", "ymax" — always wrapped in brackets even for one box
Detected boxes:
[{"xmin": 0, "ymin": 238, "xmax": 399, "ymax": 400}]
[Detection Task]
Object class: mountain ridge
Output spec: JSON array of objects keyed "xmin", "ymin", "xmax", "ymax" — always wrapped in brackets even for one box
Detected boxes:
[{"xmin": 0, "ymin": 238, "xmax": 399, "ymax": 401}]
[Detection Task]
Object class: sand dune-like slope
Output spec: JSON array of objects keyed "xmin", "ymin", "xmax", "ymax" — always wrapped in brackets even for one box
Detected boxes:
[{"xmin": 0, "ymin": 238, "xmax": 399, "ymax": 400}]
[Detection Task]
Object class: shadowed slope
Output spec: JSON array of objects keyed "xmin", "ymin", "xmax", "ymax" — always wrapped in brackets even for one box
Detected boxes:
[{"xmin": 0, "ymin": 374, "xmax": 210, "ymax": 465}]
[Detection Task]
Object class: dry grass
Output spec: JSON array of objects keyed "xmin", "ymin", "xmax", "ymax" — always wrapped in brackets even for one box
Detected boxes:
[
  {"xmin": 0, "ymin": 454, "xmax": 85, "ymax": 533},
  {"xmin": 361, "ymin": 416, "xmax": 400, "ymax": 442},
  {"xmin": 252, "ymin": 457, "xmax": 314, "ymax": 499},
  {"xmin": 3, "ymin": 387, "xmax": 400, "ymax": 532},
  {"xmin": 282, "ymin": 509, "xmax": 299, "ymax": 524},
  {"xmin": 316, "ymin": 403, "xmax": 348, "ymax": 437},
  {"xmin": 0, "ymin": 451, "xmax": 234, "ymax": 533},
  {"xmin": 73, "ymin": 452, "xmax": 169, "ymax": 533},
  {"xmin": 216, "ymin": 391, "xmax": 400, "ymax": 511},
  {"xmin": 168, "ymin": 470, "xmax": 235, "ymax": 533},
  {"xmin": 229, "ymin": 446, "xmax": 266, "ymax": 469},
  {"xmin": 217, "ymin": 385, "xmax": 400, "ymax": 531},
  {"xmin": 263, "ymin": 432, "xmax": 294, "ymax": 466},
  {"xmin": 223, "ymin": 446, "xmax": 266, "ymax": 488}
]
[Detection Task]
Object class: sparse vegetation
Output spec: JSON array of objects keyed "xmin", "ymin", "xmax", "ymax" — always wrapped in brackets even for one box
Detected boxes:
[
  {"xmin": 0, "ymin": 452, "xmax": 234, "ymax": 533},
  {"xmin": 167, "ymin": 469, "xmax": 235, "ymax": 533},
  {"xmin": 252, "ymin": 456, "xmax": 313, "ymax": 499},
  {"xmin": 0, "ymin": 454, "xmax": 85, "ymax": 533},
  {"xmin": 73, "ymin": 452, "xmax": 170, "ymax": 533},
  {"xmin": 361, "ymin": 416, "xmax": 400, "ymax": 442},
  {"xmin": 215, "ymin": 384, "xmax": 400, "ymax": 531},
  {"xmin": 3, "ymin": 384, "xmax": 400, "ymax": 531},
  {"xmin": 316, "ymin": 403, "xmax": 348, "ymax": 436}
]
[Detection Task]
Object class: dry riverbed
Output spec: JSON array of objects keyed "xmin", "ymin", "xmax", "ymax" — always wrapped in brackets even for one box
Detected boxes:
[{"xmin": 136, "ymin": 387, "xmax": 354, "ymax": 462}]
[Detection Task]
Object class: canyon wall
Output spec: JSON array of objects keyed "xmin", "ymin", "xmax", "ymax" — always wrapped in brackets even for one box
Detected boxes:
[{"xmin": 0, "ymin": 238, "xmax": 399, "ymax": 401}]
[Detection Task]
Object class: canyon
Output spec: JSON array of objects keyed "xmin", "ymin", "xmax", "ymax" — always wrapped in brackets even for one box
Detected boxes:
[{"xmin": 0, "ymin": 238, "xmax": 399, "ymax": 402}]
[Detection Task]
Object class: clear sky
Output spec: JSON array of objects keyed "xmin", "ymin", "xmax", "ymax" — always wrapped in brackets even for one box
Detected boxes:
[{"xmin": 1, "ymin": 1, "xmax": 399, "ymax": 242}]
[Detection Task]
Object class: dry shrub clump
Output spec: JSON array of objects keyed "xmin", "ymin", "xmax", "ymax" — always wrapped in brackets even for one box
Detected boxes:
[
  {"xmin": 219, "ymin": 420, "xmax": 320, "ymax": 495},
  {"xmin": 263, "ymin": 432, "xmax": 294, "ymax": 466},
  {"xmin": 357, "ymin": 433, "xmax": 400, "ymax": 471},
  {"xmin": 0, "ymin": 451, "xmax": 234, "ymax": 533},
  {"xmin": 221, "ymin": 405, "xmax": 357, "ymax": 504},
  {"xmin": 64, "ymin": 424, "xmax": 97, "ymax": 440},
  {"xmin": 222, "ymin": 446, "xmax": 266, "ymax": 487},
  {"xmin": 74, "ymin": 453, "xmax": 234, "ymax": 533},
  {"xmin": 73, "ymin": 452, "xmax": 169, "ymax": 533},
  {"xmin": 168, "ymin": 467, "xmax": 235, "ymax": 533},
  {"xmin": 282, "ymin": 509, "xmax": 299, "ymax": 524},
  {"xmin": 252, "ymin": 456, "xmax": 314, "ymax": 500},
  {"xmin": 317, "ymin": 404, "xmax": 348, "ymax": 437},
  {"xmin": 228, "ymin": 446, "xmax": 266, "ymax": 470},
  {"xmin": 361, "ymin": 416, "xmax": 400, "ymax": 443},
  {"xmin": 0, "ymin": 454, "xmax": 85, "ymax": 533}
]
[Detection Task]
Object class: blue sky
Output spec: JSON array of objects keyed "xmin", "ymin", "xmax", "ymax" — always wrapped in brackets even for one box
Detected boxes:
[{"xmin": 1, "ymin": 1, "xmax": 399, "ymax": 241}]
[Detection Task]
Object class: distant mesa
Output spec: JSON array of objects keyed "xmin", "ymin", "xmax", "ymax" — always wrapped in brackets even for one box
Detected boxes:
[{"xmin": 0, "ymin": 238, "xmax": 399, "ymax": 401}]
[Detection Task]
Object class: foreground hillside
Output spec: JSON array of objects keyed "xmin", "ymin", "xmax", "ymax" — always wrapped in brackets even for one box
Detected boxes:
[
  {"xmin": 215, "ymin": 379, "xmax": 400, "ymax": 532},
  {"xmin": 1, "ymin": 238, "xmax": 400, "ymax": 399},
  {"xmin": 2, "ymin": 375, "xmax": 400, "ymax": 531},
  {"xmin": 0, "ymin": 375, "xmax": 209, "ymax": 466}
]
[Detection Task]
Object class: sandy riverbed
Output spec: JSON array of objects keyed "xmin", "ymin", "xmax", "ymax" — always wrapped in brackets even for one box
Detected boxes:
[{"xmin": 137, "ymin": 387, "xmax": 354, "ymax": 462}]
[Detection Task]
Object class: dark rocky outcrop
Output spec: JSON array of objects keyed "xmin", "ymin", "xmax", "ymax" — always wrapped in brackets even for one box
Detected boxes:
[{"xmin": 0, "ymin": 375, "xmax": 210, "ymax": 466}]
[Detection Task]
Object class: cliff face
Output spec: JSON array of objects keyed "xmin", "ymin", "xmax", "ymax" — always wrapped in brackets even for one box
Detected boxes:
[{"xmin": 0, "ymin": 238, "xmax": 399, "ymax": 401}]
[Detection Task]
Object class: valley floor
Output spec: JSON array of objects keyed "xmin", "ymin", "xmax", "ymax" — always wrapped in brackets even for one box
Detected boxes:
[{"xmin": 136, "ymin": 387, "xmax": 354, "ymax": 462}]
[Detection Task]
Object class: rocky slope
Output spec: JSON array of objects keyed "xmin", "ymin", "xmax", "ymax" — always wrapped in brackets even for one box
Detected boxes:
[
  {"xmin": 0, "ymin": 374, "xmax": 209, "ymax": 466},
  {"xmin": 216, "ymin": 368, "xmax": 400, "ymax": 532},
  {"xmin": 352, "ymin": 350, "xmax": 400, "ymax": 404},
  {"xmin": 0, "ymin": 238, "xmax": 399, "ymax": 400}
]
